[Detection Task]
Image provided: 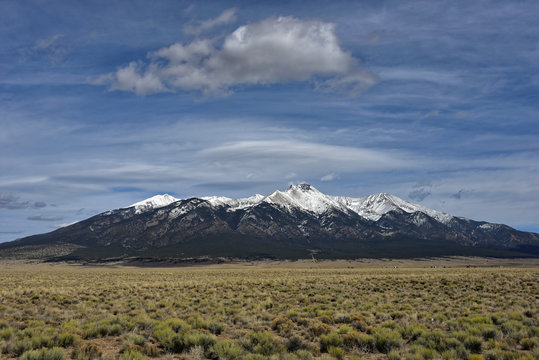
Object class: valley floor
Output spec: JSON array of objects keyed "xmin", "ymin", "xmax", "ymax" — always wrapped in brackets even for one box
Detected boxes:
[{"xmin": 0, "ymin": 258, "xmax": 537, "ymax": 359}]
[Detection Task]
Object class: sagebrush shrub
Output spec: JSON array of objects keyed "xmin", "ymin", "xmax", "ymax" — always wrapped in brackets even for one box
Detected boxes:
[
  {"xmin": 328, "ymin": 345, "xmax": 345, "ymax": 359},
  {"xmin": 209, "ymin": 340, "xmax": 245, "ymax": 360},
  {"xmin": 249, "ymin": 331, "xmax": 285, "ymax": 356},
  {"xmin": 464, "ymin": 335, "xmax": 483, "ymax": 353},
  {"xmin": 119, "ymin": 349, "xmax": 147, "ymax": 360},
  {"xmin": 20, "ymin": 347, "xmax": 64, "ymax": 360},
  {"xmin": 309, "ymin": 322, "xmax": 331, "ymax": 336},
  {"xmin": 71, "ymin": 343, "xmax": 102, "ymax": 360},
  {"xmin": 320, "ymin": 332, "xmax": 342, "ymax": 352},
  {"xmin": 271, "ymin": 317, "xmax": 295, "ymax": 335},
  {"xmin": 374, "ymin": 327, "xmax": 402, "ymax": 353}
]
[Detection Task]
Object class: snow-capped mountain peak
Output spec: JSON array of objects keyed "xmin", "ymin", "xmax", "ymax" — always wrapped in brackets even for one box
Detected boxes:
[
  {"xmin": 202, "ymin": 194, "xmax": 265, "ymax": 210},
  {"xmin": 262, "ymin": 183, "xmax": 347, "ymax": 214},
  {"xmin": 127, "ymin": 184, "xmax": 454, "ymax": 223},
  {"xmin": 287, "ymin": 183, "xmax": 319, "ymax": 193},
  {"xmin": 19, "ymin": 183, "xmax": 536, "ymax": 260},
  {"xmin": 130, "ymin": 194, "xmax": 180, "ymax": 214},
  {"xmin": 340, "ymin": 192, "xmax": 453, "ymax": 223}
]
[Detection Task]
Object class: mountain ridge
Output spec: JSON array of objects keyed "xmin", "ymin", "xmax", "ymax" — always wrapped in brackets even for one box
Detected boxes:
[
  {"xmin": 129, "ymin": 183, "xmax": 455, "ymax": 223},
  {"xmin": 1, "ymin": 183, "xmax": 538, "ymax": 261}
]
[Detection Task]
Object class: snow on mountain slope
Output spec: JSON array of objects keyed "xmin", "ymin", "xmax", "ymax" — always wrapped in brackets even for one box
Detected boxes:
[
  {"xmin": 262, "ymin": 184, "xmax": 349, "ymax": 214},
  {"xmin": 127, "ymin": 184, "xmax": 453, "ymax": 224},
  {"xmin": 335, "ymin": 192, "xmax": 454, "ymax": 223},
  {"xmin": 129, "ymin": 194, "xmax": 180, "ymax": 214},
  {"xmin": 202, "ymin": 194, "xmax": 264, "ymax": 210}
]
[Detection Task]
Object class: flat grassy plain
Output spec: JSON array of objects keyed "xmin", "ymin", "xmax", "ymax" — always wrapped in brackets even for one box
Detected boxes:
[{"xmin": 0, "ymin": 259, "xmax": 537, "ymax": 360}]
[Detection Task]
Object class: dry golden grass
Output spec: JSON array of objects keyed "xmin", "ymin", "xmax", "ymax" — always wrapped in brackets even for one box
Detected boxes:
[{"xmin": 0, "ymin": 259, "xmax": 537, "ymax": 359}]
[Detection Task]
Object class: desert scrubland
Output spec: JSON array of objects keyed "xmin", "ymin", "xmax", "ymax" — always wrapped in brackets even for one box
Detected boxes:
[{"xmin": 0, "ymin": 259, "xmax": 537, "ymax": 360}]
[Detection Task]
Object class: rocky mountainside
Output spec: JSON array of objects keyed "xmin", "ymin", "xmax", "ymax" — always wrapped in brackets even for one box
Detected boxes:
[{"xmin": 1, "ymin": 184, "xmax": 538, "ymax": 261}]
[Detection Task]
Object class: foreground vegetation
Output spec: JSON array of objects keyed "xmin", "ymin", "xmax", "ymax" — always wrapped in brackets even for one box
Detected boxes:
[{"xmin": 0, "ymin": 262, "xmax": 537, "ymax": 359}]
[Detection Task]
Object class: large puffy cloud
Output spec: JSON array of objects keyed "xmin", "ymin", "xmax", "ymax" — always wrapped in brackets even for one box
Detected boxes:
[{"xmin": 93, "ymin": 16, "xmax": 378, "ymax": 96}]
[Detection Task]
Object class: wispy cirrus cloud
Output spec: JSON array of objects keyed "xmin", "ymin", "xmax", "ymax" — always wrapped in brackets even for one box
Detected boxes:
[
  {"xmin": 320, "ymin": 173, "xmax": 338, "ymax": 182},
  {"xmin": 92, "ymin": 16, "xmax": 378, "ymax": 96},
  {"xmin": 183, "ymin": 8, "xmax": 237, "ymax": 35},
  {"xmin": 408, "ymin": 180, "xmax": 432, "ymax": 202},
  {"xmin": 19, "ymin": 34, "xmax": 69, "ymax": 64},
  {"xmin": 0, "ymin": 193, "xmax": 47, "ymax": 210},
  {"xmin": 27, "ymin": 214, "xmax": 64, "ymax": 221}
]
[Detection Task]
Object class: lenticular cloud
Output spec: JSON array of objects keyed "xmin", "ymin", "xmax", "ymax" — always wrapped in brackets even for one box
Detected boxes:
[{"xmin": 93, "ymin": 16, "xmax": 378, "ymax": 96}]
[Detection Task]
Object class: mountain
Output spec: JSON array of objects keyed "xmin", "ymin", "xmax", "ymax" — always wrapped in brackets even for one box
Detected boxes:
[{"xmin": 1, "ymin": 184, "xmax": 538, "ymax": 261}]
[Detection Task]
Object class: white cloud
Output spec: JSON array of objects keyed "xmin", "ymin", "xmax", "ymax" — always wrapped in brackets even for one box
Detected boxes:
[
  {"xmin": 198, "ymin": 140, "xmax": 415, "ymax": 175},
  {"xmin": 183, "ymin": 8, "xmax": 237, "ymax": 35},
  {"xmin": 94, "ymin": 16, "xmax": 377, "ymax": 96},
  {"xmin": 423, "ymin": 109, "xmax": 440, "ymax": 118},
  {"xmin": 379, "ymin": 68, "xmax": 461, "ymax": 85},
  {"xmin": 19, "ymin": 34, "xmax": 68, "ymax": 64},
  {"xmin": 93, "ymin": 62, "xmax": 170, "ymax": 96},
  {"xmin": 27, "ymin": 215, "xmax": 64, "ymax": 221},
  {"xmin": 320, "ymin": 173, "xmax": 338, "ymax": 182}
]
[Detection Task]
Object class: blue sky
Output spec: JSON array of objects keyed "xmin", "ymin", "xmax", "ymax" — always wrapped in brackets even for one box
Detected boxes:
[{"xmin": 1, "ymin": 0, "xmax": 538, "ymax": 242}]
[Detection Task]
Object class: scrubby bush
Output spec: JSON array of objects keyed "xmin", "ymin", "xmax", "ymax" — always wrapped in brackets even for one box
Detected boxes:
[
  {"xmin": 417, "ymin": 331, "xmax": 447, "ymax": 352},
  {"xmin": 408, "ymin": 344, "xmax": 436, "ymax": 359},
  {"xmin": 208, "ymin": 321, "xmax": 226, "ymax": 335},
  {"xmin": 188, "ymin": 315, "xmax": 208, "ymax": 330},
  {"xmin": 484, "ymin": 350, "xmax": 501, "ymax": 360},
  {"xmin": 500, "ymin": 320, "xmax": 522, "ymax": 336},
  {"xmin": 119, "ymin": 349, "xmax": 147, "ymax": 360},
  {"xmin": 337, "ymin": 324, "xmax": 353, "ymax": 334},
  {"xmin": 142, "ymin": 343, "xmax": 159, "ymax": 357},
  {"xmin": 480, "ymin": 325, "xmax": 500, "ymax": 340},
  {"xmin": 126, "ymin": 334, "xmax": 145, "ymax": 347},
  {"xmin": 334, "ymin": 313, "xmax": 351, "ymax": 324},
  {"xmin": 248, "ymin": 331, "xmax": 285, "ymax": 356},
  {"xmin": 350, "ymin": 314, "xmax": 368, "ymax": 332},
  {"xmin": 294, "ymin": 349, "xmax": 313, "ymax": 360},
  {"xmin": 286, "ymin": 336, "xmax": 307, "ymax": 352},
  {"xmin": 12, "ymin": 338, "xmax": 33, "ymax": 356},
  {"xmin": 71, "ymin": 343, "xmax": 102, "ymax": 360},
  {"xmin": 402, "ymin": 324, "xmax": 426, "ymax": 341},
  {"xmin": 317, "ymin": 314, "xmax": 334, "ymax": 324},
  {"xmin": 328, "ymin": 345, "xmax": 345, "ymax": 359},
  {"xmin": 463, "ymin": 335, "xmax": 483, "ymax": 353},
  {"xmin": 352, "ymin": 332, "xmax": 376, "ymax": 352},
  {"xmin": 243, "ymin": 354, "xmax": 267, "ymax": 360},
  {"xmin": 184, "ymin": 331, "xmax": 216, "ymax": 352},
  {"xmin": 520, "ymin": 337, "xmax": 536, "ymax": 350},
  {"xmin": 209, "ymin": 340, "xmax": 245, "ymax": 360},
  {"xmin": 0, "ymin": 328, "xmax": 12, "ymax": 341},
  {"xmin": 161, "ymin": 318, "xmax": 191, "ymax": 333},
  {"xmin": 81, "ymin": 321, "xmax": 112, "ymax": 339},
  {"xmin": 320, "ymin": 332, "xmax": 342, "ymax": 352},
  {"xmin": 20, "ymin": 347, "xmax": 65, "ymax": 360},
  {"xmin": 271, "ymin": 317, "xmax": 295, "ymax": 335},
  {"xmin": 374, "ymin": 327, "xmax": 402, "ymax": 353},
  {"xmin": 309, "ymin": 323, "xmax": 332, "ymax": 336},
  {"xmin": 55, "ymin": 332, "xmax": 80, "ymax": 347}
]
